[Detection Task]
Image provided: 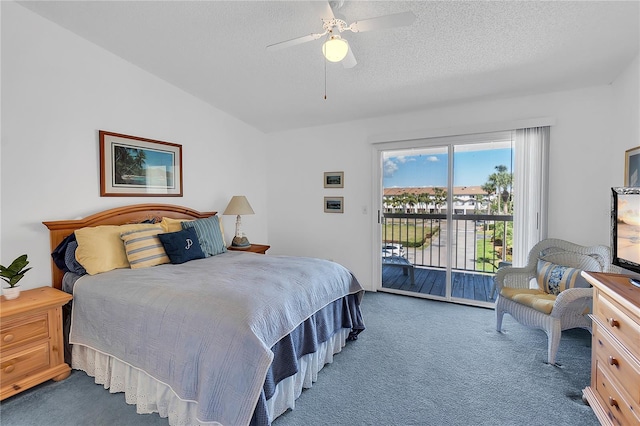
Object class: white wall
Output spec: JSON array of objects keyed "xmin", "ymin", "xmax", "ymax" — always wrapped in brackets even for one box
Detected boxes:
[
  {"xmin": 612, "ymin": 55, "xmax": 640, "ymax": 184},
  {"xmin": 266, "ymin": 57, "xmax": 639, "ymax": 291},
  {"xmin": 3, "ymin": 1, "xmax": 637, "ymax": 294},
  {"xmin": 1, "ymin": 2, "xmax": 268, "ymax": 290}
]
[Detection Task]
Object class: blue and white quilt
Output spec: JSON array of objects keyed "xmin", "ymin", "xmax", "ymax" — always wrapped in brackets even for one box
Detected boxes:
[{"xmin": 69, "ymin": 251, "xmax": 364, "ymax": 425}]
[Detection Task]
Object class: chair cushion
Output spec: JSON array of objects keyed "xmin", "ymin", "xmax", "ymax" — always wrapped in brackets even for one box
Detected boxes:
[
  {"xmin": 500, "ymin": 287, "xmax": 556, "ymax": 314},
  {"xmin": 536, "ymin": 259, "xmax": 590, "ymax": 295}
]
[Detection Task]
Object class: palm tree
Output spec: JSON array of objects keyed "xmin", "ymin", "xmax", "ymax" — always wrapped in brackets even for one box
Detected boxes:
[
  {"xmin": 388, "ymin": 195, "xmax": 402, "ymax": 213},
  {"xmin": 474, "ymin": 194, "xmax": 486, "ymax": 214},
  {"xmin": 481, "ymin": 182, "xmax": 496, "ymax": 214},
  {"xmin": 403, "ymin": 192, "xmax": 418, "ymax": 213},
  {"xmin": 483, "ymin": 165, "xmax": 513, "ymax": 215},
  {"xmin": 432, "ymin": 187, "xmax": 447, "ymax": 213},
  {"xmin": 493, "ymin": 165, "xmax": 513, "ymax": 214},
  {"xmin": 417, "ymin": 191, "xmax": 431, "ymax": 213},
  {"xmin": 114, "ymin": 147, "xmax": 147, "ymax": 184}
]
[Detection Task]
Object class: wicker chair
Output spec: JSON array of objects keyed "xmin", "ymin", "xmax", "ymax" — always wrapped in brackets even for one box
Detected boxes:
[{"xmin": 495, "ymin": 238, "xmax": 617, "ymax": 365}]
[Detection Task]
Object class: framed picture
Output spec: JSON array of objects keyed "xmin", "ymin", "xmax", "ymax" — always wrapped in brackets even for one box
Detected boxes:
[
  {"xmin": 324, "ymin": 171, "xmax": 344, "ymax": 188},
  {"xmin": 625, "ymin": 146, "xmax": 640, "ymax": 187},
  {"xmin": 100, "ymin": 130, "xmax": 183, "ymax": 196},
  {"xmin": 324, "ymin": 196, "xmax": 344, "ymax": 213}
]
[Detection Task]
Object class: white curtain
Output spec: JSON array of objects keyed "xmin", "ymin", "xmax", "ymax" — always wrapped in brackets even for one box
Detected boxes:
[{"xmin": 513, "ymin": 126, "xmax": 550, "ymax": 266}]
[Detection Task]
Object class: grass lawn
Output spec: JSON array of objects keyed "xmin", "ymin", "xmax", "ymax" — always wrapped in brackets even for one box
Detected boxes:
[
  {"xmin": 382, "ymin": 221, "xmax": 440, "ymax": 248},
  {"xmin": 384, "ymin": 218, "xmax": 512, "ymax": 273}
]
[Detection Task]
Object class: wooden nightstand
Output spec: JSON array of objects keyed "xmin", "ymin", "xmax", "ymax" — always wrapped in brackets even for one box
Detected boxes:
[
  {"xmin": 1, "ymin": 286, "xmax": 72, "ymax": 400},
  {"xmin": 227, "ymin": 244, "xmax": 270, "ymax": 254}
]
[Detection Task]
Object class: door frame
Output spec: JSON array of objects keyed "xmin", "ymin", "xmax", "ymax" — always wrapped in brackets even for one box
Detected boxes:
[{"xmin": 370, "ymin": 118, "xmax": 554, "ymax": 300}]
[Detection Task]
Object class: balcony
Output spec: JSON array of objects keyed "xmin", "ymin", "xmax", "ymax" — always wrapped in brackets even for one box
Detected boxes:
[{"xmin": 381, "ymin": 212, "xmax": 513, "ymax": 304}]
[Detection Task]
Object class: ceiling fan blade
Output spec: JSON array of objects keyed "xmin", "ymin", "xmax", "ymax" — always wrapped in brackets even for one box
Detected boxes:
[
  {"xmin": 348, "ymin": 11, "xmax": 416, "ymax": 33},
  {"xmin": 342, "ymin": 46, "xmax": 357, "ymax": 69},
  {"xmin": 309, "ymin": 0, "xmax": 335, "ymax": 20},
  {"xmin": 266, "ymin": 32, "xmax": 325, "ymax": 51}
]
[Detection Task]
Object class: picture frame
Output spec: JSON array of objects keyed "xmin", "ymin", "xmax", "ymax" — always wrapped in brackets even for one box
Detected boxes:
[
  {"xmin": 100, "ymin": 130, "xmax": 183, "ymax": 197},
  {"xmin": 324, "ymin": 171, "xmax": 344, "ymax": 188},
  {"xmin": 625, "ymin": 146, "xmax": 640, "ymax": 187},
  {"xmin": 324, "ymin": 196, "xmax": 344, "ymax": 213}
]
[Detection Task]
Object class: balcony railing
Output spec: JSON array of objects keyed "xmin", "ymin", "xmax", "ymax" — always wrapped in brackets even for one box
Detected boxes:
[{"xmin": 382, "ymin": 212, "xmax": 513, "ymax": 273}]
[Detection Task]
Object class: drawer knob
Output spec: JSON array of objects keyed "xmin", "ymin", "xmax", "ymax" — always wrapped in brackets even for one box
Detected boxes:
[
  {"xmin": 608, "ymin": 396, "xmax": 619, "ymax": 408},
  {"xmin": 607, "ymin": 318, "xmax": 620, "ymax": 328},
  {"xmin": 608, "ymin": 356, "xmax": 619, "ymax": 366},
  {"xmin": 4, "ymin": 365, "xmax": 15, "ymax": 374},
  {"xmin": 3, "ymin": 334, "xmax": 15, "ymax": 343}
]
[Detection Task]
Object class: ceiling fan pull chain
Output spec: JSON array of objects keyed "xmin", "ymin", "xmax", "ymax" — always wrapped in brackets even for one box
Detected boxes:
[{"xmin": 324, "ymin": 57, "xmax": 327, "ymax": 100}]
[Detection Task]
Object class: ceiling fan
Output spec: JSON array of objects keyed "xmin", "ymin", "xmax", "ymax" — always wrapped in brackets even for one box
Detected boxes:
[{"xmin": 266, "ymin": 1, "xmax": 416, "ymax": 68}]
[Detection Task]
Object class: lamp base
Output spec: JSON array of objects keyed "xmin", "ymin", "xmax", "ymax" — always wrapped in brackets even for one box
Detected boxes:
[{"xmin": 231, "ymin": 236, "xmax": 251, "ymax": 248}]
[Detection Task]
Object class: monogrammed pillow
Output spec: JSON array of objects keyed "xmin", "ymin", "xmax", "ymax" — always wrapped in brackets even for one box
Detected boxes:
[{"xmin": 157, "ymin": 227, "xmax": 205, "ymax": 264}]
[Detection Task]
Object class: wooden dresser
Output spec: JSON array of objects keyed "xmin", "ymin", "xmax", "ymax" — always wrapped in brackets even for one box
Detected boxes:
[
  {"xmin": 0, "ymin": 286, "xmax": 72, "ymax": 400},
  {"xmin": 582, "ymin": 272, "xmax": 640, "ymax": 426}
]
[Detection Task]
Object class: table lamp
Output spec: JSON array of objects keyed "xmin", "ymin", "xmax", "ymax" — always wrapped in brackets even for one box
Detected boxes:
[{"xmin": 223, "ymin": 196, "xmax": 255, "ymax": 248}]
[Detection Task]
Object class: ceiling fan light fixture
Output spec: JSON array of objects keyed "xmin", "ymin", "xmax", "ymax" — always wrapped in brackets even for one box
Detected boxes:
[{"xmin": 322, "ymin": 35, "xmax": 349, "ymax": 62}]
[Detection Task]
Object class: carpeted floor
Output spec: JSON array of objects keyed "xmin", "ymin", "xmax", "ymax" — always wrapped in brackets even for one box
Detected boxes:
[{"xmin": 0, "ymin": 291, "xmax": 598, "ymax": 426}]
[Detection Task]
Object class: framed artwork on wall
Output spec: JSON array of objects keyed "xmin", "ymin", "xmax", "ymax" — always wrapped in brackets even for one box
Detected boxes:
[
  {"xmin": 625, "ymin": 146, "xmax": 640, "ymax": 187},
  {"xmin": 324, "ymin": 196, "xmax": 344, "ymax": 213},
  {"xmin": 99, "ymin": 130, "xmax": 183, "ymax": 196},
  {"xmin": 324, "ymin": 171, "xmax": 344, "ymax": 188}
]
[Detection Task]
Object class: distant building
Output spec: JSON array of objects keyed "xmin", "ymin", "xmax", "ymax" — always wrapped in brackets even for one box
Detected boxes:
[{"xmin": 383, "ymin": 186, "xmax": 490, "ymax": 214}]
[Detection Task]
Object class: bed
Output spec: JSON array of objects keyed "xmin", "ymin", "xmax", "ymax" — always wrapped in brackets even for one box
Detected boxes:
[{"xmin": 43, "ymin": 204, "xmax": 365, "ymax": 426}]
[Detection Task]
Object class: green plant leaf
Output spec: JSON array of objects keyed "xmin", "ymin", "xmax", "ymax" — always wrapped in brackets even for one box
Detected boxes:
[{"xmin": 0, "ymin": 255, "xmax": 31, "ymax": 287}]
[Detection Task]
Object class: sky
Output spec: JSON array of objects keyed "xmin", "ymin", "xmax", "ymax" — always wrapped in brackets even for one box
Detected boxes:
[
  {"xmin": 139, "ymin": 147, "xmax": 175, "ymax": 169},
  {"xmin": 383, "ymin": 148, "xmax": 513, "ymax": 188}
]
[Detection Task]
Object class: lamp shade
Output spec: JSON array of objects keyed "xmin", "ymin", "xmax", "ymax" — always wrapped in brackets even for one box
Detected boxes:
[
  {"xmin": 322, "ymin": 35, "xmax": 349, "ymax": 62},
  {"xmin": 223, "ymin": 196, "xmax": 255, "ymax": 216}
]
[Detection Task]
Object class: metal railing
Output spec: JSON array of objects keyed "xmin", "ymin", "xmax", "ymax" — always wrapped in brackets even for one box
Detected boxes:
[{"xmin": 382, "ymin": 212, "xmax": 513, "ymax": 273}]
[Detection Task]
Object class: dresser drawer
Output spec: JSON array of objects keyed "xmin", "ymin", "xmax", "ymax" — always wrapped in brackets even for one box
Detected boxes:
[
  {"xmin": 0, "ymin": 342, "xmax": 51, "ymax": 385},
  {"xmin": 594, "ymin": 359, "xmax": 640, "ymax": 426},
  {"xmin": 595, "ymin": 291, "xmax": 640, "ymax": 356},
  {"xmin": 0, "ymin": 313, "xmax": 49, "ymax": 352},
  {"xmin": 593, "ymin": 323, "xmax": 640, "ymax": 405}
]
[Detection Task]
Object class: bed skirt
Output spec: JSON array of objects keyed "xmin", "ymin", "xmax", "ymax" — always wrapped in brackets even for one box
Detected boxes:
[{"xmin": 72, "ymin": 328, "xmax": 350, "ymax": 425}]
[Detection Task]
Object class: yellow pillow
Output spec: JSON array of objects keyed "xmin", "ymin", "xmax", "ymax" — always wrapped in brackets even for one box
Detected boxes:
[
  {"xmin": 75, "ymin": 223, "xmax": 158, "ymax": 275},
  {"xmin": 120, "ymin": 227, "xmax": 169, "ymax": 269},
  {"xmin": 160, "ymin": 216, "xmax": 226, "ymax": 245},
  {"xmin": 159, "ymin": 217, "xmax": 192, "ymax": 233}
]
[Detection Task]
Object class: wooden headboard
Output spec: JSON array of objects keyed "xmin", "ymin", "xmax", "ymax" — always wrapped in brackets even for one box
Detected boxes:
[{"xmin": 42, "ymin": 204, "xmax": 217, "ymax": 290}]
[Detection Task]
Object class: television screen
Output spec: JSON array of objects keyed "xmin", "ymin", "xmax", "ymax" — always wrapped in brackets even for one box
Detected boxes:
[{"xmin": 612, "ymin": 187, "xmax": 640, "ymax": 275}]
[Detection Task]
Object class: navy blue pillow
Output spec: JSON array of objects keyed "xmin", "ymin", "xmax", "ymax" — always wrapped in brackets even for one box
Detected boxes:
[
  {"xmin": 52, "ymin": 233, "xmax": 75, "ymax": 272},
  {"xmin": 157, "ymin": 228, "xmax": 205, "ymax": 264},
  {"xmin": 64, "ymin": 240, "xmax": 87, "ymax": 275}
]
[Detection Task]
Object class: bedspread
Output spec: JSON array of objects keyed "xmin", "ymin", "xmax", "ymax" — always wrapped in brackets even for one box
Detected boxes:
[{"xmin": 69, "ymin": 252, "xmax": 364, "ymax": 425}]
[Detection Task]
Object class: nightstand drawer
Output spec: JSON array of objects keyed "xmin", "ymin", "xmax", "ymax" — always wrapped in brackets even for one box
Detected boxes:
[
  {"xmin": 0, "ymin": 287, "xmax": 72, "ymax": 400},
  {"xmin": 0, "ymin": 342, "xmax": 51, "ymax": 384},
  {"xmin": 0, "ymin": 313, "xmax": 49, "ymax": 351}
]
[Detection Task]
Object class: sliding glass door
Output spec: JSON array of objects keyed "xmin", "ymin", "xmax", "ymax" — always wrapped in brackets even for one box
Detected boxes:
[{"xmin": 379, "ymin": 132, "xmax": 515, "ymax": 307}]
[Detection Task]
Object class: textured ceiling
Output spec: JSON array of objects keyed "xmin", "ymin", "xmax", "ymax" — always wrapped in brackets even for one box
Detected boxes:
[{"xmin": 18, "ymin": 1, "xmax": 640, "ymax": 133}]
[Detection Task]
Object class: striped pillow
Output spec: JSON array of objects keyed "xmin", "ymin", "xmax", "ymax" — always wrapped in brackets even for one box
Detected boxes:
[
  {"xmin": 120, "ymin": 227, "xmax": 170, "ymax": 269},
  {"xmin": 536, "ymin": 259, "xmax": 590, "ymax": 295},
  {"xmin": 181, "ymin": 215, "xmax": 226, "ymax": 257}
]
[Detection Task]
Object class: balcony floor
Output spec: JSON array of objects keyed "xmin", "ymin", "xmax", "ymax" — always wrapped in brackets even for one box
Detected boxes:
[{"xmin": 382, "ymin": 265, "xmax": 497, "ymax": 303}]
